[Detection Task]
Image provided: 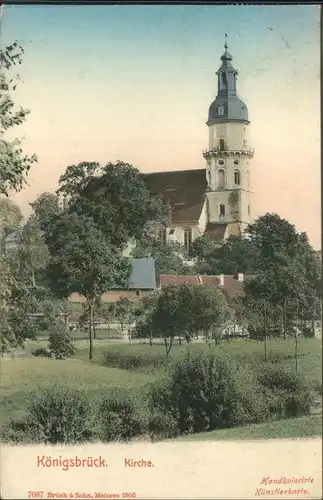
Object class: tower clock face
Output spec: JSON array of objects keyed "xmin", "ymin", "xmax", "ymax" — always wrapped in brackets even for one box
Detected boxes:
[{"xmin": 218, "ymin": 105, "xmax": 225, "ymax": 116}]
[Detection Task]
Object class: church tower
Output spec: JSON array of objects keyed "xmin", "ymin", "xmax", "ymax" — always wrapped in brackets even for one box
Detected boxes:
[{"xmin": 203, "ymin": 36, "xmax": 254, "ymax": 238}]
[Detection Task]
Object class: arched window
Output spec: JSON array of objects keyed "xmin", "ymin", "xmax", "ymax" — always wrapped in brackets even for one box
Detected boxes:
[
  {"xmin": 218, "ymin": 169, "xmax": 225, "ymax": 189},
  {"xmin": 207, "ymin": 170, "xmax": 211, "ymax": 186},
  {"xmin": 219, "ymin": 139, "xmax": 225, "ymax": 151},
  {"xmin": 234, "ymin": 170, "xmax": 241, "ymax": 185},
  {"xmin": 158, "ymin": 227, "xmax": 167, "ymax": 245},
  {"xmin": 184, "ymin": 227, "xmax": 192, "ymax": 253},
  {"xmin": 248, "ymin": 205, "xmax": 251, "ymax": 216},
  {"xmin": 221, "ymin": 72, "xmax": 227, "ymax": 86},
  {"xmin": 219, "ymin": 204, "xmax": 226, "ymax": 217}
]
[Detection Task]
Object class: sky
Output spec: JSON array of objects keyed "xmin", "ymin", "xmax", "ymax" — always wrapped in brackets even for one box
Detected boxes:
[{"xmin": 2, "ymin": 4, "xmax": 321, "ymax": 249}]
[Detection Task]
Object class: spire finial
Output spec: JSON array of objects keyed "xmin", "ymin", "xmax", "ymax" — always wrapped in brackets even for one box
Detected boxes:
[{"xmin": 224, "ymin": 33, "xmax": 228, "ymax": 50}]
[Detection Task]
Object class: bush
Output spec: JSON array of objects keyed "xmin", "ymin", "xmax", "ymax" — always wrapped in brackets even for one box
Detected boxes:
[
  {"xmin": 48, "ymin": 322, "xmax": 76, "ymax": 359},
  {"xmin": 257, "ymin": 364, "xmax": 316, "ymax": 418},
  {"xmin": 103, "ymin": 349, "xmax": 166, "ymax": 372},
  {"xmin": 0, "ymin": 419, "xmax": 31, "ymax": 444},
  {"xmin": 32, "ymin": 347, "xmax": 51, "ymax": 358},
  {"xmin": 97, "ymin": 389, "xmax": 148, "ymax": 442},
  {"xmin": 148, "ymin": 351, "xmax": 272, "ymax": 437},
  {"xmin": 23, "ymin": 387, "xmax": 97, "ymax": 444}
]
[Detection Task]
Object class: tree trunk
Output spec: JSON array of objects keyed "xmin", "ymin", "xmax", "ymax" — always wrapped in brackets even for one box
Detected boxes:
[
  {"xmin": 295, "ymin": 333, "xmax": 298, "ymax": 373},
  {"xmin": 264, "ymin": 301, "xmax": 267, "ymax": 362},
  {"xmin": 89, "ymin": 301, "xmax": 94, "ymax": 360},
  {"xmin": 149, "ymin": 329, "xmax": 152, "ymax": 346},
  {"xmin": 178, "ymin": 335, "xmax": 182, "ymax": 345}
]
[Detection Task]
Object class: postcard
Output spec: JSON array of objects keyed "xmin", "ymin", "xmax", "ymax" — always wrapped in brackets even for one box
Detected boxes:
[{"xmin": 0, "ymin": 2, "xmax": 322, "ymax": 499}]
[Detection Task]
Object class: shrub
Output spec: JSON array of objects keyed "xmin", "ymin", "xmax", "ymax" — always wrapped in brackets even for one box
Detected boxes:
[
  {"xmin": 0, "ymin": 419, "xmax": 31, "ymax": 444},
  {"xmin": 257, "ymin": 364, "xmax": 316, "ymax": 418},
  {"xmin": 97, "ymin": 389, "xmax": 148, "ymax": 442},
  {"xmin": 48, "ymin": 322, "xmax": 76, "ymax": 359},
  {"xmin": 103, "ymin": 349, "xmax": 167, "ymax": 372},
  {"xmin": 148, "ymin": 351, "xmax": 272, "ymax": 437},
  {"xmin": 32, "ymin": 347, "xmax": 51, "ymax": 358},
  {"xmin": 23, "ymin": 387, "xmax": 97, "ymax": 444}
]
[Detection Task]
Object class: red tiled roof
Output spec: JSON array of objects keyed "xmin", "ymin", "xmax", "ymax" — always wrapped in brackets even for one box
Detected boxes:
[
  {"xmin": 160, "ymin": 275, "xmax": 200, "ymax": 287},
  {"xmin": 143, "ymin": 169, "xmax": 207, "ymax": 224},
  {"xmin": 159, "ymin": 274, "xmax": 247, "ymax": 299}
]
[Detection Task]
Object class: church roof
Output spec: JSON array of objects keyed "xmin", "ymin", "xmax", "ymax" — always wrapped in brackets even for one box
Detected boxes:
[
  {"xmin": 143, "ymin": 169, "xmax": 207, "ymax": 224},
  {"xmin": 204, "ymin": 222, "xmax": 228, "ymax": 242}
]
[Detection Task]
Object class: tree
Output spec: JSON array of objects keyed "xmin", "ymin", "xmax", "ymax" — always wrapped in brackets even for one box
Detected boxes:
[
  {"xmin": 190, "ymin": 235, "xmax": 258, "ymax": 275},
  {"xmin": 133, "ymin": 237, "xmax": 191, "ymax": 281},
  {"xmin": 151, "ymin": 284, "xmax": 231, "ymax": 355},
  {"xmin": 48, "ymin": 321, "xmax": 76, "ymax": 360},
  {"xmin": 30, "ymin": 192, "xmax": 62, "ymax": 236},
  {"xmin": 46, "ymin": 213, "xmax": 131, "ymax": 360},
  {"xmin": 17, "ymin": 216, "xmax": 50, "ymax": 286},
  {"xmin": 244, "ymin": 213, "xmax": 322, "ymax": 337},
  {"xmin": 0, "ymin": 197, "xmax": 23, "ymax": 236},
  {"xmin": 0, "ymin": 42, "xmax": 37, "ymax": 196},
  {"xmin": 115, "ymin": 297, "xmax": 135, "ymax": 339},
  {"xmin": 56, "ymin": 161, "xmax": 168, "ymax": 249}
]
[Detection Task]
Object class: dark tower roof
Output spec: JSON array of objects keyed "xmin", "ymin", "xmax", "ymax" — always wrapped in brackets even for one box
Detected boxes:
[{"xmin": 207, "ymin": 36, "xmax": 249, "ymax": 125}]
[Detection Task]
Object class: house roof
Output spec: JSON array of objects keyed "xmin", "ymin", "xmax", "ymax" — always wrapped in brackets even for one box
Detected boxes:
[
  {"xmin": 143, "ymin": 169, "xmax": 207, "ymax": 224},
  {"xmin": 128, "ymin": 257, "xmax": 156, "ymax": 290},
  {"xmin": 204, "ymin": 223, "xmax": 228, "ymax": 242},
  {"xmin": 160, "ymin": 274, "xmax": 246, "ymax": 300}
]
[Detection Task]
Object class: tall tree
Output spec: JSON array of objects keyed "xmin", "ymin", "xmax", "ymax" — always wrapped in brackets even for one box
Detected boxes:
[
  {"xmin": 151, "ymin": 284, "xmax": 231, "ymax": 355},
  {"xmin": 17, "ymin": 216, "xmax": 50, "ymax": 286},
  {"xmin": 56, "ymin": 161, "xmax": 168, "ymax": 248},
  {"xmin": 244, "ymin": 213, "xmax": 322, "ymax": 335},
  {"xmin": 30, "ymin": 192, "xmax": 62, "ymax": 237},
  {"xmin": 46, "ymin": 213, "xmax": 131, "ymax": 360},
  {"xmin": 0, "ymin": 42, "xmax": 37, "ymax": 196},
  {"xmin": 190, "ymin": 235, "xmax": 258, "ymax": 275}
]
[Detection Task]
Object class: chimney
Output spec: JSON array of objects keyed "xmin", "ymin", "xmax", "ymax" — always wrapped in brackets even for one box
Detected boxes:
[
  {"xmin": 219, "ymin": 274, "xmax": 224, "ymax": 286},
  {"xmin": 238, "ymin": 273, "xmax": 244, "ymax": 282}
]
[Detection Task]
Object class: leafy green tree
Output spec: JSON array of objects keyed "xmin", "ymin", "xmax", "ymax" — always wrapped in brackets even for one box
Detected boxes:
[
  {"xmin": 46, "ymin": 213, "xmax": 131, "ymax": 359},
  {"xmin": 17, "ymin": 216, "xmax": 50, "ymax": 286},
  {"xmin": 151, "ymin": 284, "xmax": 231, "ymax": 355},
  {"xmin": 133, "ymin": 237, "xmax": 191, "ymax": 281},
  {"xmin": 56, "ymin": 161, "xmax": 168, "ymax": 248},
  {"xmin": 115, "ymin": 297, "xmax": 136, "ymax": 338},
  {"xmin": 48, "ymin": 321, "xmax": 76, "ymax": 360},
  {"xmin": 191, "ymin": 235, "xmax": 258, "ymax": 275},
  {"xmin": 244, "ymin": 213, "xmax": 322, "ymax": 337},
  {"xmin": 0, "ymin": 42, "xmax": 37, "ymax": 196},
  {"xmin": 0, "ymin": 197, "xmax": 23, "ymax": 236},
  {"xmin": 30, "ymin": 192, "xmax": 61, "ymax": 235}
]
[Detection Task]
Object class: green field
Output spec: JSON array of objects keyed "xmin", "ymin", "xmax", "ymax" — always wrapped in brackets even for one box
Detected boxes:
[
  {"xmin": 175, "ymin": 414, "xmax": 322, "ymax": 441},
  {"xmin": 0, "ymin": 336, "xmax": 322, "ymax": 440}
]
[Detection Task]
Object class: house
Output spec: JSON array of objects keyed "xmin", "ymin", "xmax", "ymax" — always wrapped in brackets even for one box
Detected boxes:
[
  {"xmin": 159, "ymin": 272, "xmax": 246, "ymax": 302},
  {"xmin": 69, "ymin": 257, "xmax": 157, "ymax": 304}
]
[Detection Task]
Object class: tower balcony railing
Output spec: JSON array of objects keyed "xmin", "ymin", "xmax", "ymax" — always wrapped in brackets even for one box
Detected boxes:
[{"xmin": 203, "ymin": 146, "xmax": 254, "ymax": 158}]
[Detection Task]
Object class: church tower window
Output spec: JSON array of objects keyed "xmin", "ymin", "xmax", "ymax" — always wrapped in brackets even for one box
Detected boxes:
[
  {"xmin": 217, "ymin": 169, "xmax": 225, "ymax": 189},
  {"xmin": 219, "ymin": 204, "xmax": 226, "ymax": 217},
  {"xmin": 234, "ymin": 170, "xmax": 241, "ymax": 185},
  {"xmin": 219, "ymin": 139, "xmax": 225, "ymax": 151},
  {"xmin": 184, "ymin": 227, "xmax": 192, "ymax": 253}
]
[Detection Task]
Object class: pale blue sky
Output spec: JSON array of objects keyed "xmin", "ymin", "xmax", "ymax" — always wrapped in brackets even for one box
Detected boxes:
[{"xmin": 2, "ymin": 4, "xmax": 321, "ymax": 248}]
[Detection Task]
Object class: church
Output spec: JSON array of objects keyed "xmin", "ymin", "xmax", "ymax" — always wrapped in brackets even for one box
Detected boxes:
[{"xmin": 142, "ymin": 39, "xmax": 254, "ymax": 253}]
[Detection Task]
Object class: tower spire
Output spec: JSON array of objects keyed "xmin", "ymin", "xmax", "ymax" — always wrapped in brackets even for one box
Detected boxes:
[{"xmin": 224, "ymin": 33, "xmax": 228, "ymax": 50}]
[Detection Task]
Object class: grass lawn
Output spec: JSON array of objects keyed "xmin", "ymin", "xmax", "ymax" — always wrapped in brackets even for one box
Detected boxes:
[
  {"xmin": 0, "ymin": 336, "xmax": 321, "ymax": 441},
  {"xmin": 0, "ymin": 340, "xmax": 154, "ymax": 426},
  {"xmin": 102, "ymin": 337, "xmax": 322, "ymax": 384},
  {"xmin": 175, "ymin": 414, "xmax": 322, "ymax": 441}
]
